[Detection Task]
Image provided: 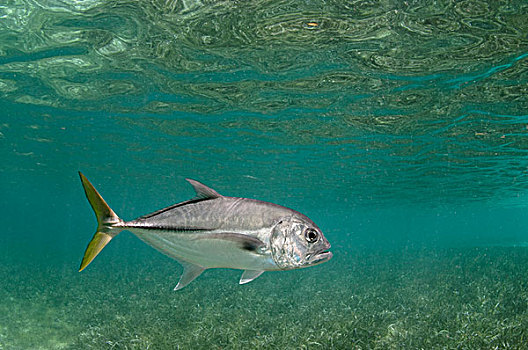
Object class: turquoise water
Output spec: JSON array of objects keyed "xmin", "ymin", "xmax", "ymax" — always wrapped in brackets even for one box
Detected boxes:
[{"xmin": 2, "ymin": 0, "xmax": 528, "ymax": 348}]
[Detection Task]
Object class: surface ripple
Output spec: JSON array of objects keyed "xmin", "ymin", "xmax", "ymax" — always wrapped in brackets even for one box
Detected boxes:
[{"xmin": 1, "ymin": 0, "xmax": 528, "ymax": 206}]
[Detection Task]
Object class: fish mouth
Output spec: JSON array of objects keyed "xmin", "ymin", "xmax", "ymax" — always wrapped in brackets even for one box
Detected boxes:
[{"xmin": 309, "ymin": 250, "xmax": 333, "ymax": 264}]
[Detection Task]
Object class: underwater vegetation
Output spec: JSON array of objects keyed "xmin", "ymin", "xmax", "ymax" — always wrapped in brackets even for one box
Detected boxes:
[{"xmin": 1, "ymin": 247, "xmax": 527, "ymax": 349}]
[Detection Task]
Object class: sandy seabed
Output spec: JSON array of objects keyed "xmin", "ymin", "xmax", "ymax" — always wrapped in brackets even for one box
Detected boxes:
[{"xmin": 1, "ymin": 247, "xmax": 527, "ymax": 349}]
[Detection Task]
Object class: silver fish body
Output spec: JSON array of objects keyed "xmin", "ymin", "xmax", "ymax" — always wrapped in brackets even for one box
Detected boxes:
[{"xmin": 78, "ymin": 172, "xmax": 332, "ymax": 290}]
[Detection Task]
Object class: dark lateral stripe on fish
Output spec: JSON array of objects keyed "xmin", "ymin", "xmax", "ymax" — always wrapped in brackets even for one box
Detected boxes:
[
  {"xmin": 127, "ymin": 225, "xmax": 211, "ymax": 232},
  {"xmin": 137, "ymin": 197, "xmax": 215, "ymax": 220}
]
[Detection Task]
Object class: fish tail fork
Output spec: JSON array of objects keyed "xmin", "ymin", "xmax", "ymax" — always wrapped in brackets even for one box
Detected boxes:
[{"xmin": 78, "ymin": 171, "xmax": 124, "ymax": 272}]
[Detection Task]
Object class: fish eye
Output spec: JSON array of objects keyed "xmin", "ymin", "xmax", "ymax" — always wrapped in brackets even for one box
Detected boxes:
[{"xmin": 304, "ymin": 228, "xmax": 319, "ymax": 243}]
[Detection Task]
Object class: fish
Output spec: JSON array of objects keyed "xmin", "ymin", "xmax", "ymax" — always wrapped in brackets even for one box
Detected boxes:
[{"xmin": 78, "ymin": 171, "xmax": 332, "ymax": 290}]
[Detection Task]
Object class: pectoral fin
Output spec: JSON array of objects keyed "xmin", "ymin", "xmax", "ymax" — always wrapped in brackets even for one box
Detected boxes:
[
  {"xmin": 239, "ymin": 270, "xmax": 264, "ymax": 284},
  {"xmin": 193, "ymin": 233, "xmax": 265, "ymax": 253},
  {"xmin": 174, "ymin": 261, "xmax": 205, "ymax": 291}
]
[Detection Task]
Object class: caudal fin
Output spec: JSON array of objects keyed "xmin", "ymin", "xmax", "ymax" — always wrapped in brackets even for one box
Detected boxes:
[{"xmin": 78, "ymin": 171, "xmax": 124, "ymax": 271}]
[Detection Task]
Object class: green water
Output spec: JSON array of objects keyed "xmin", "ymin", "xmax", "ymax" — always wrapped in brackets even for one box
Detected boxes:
[{"xmin": 1, "ymin": 0, "xmax": 528, "ymax": 348}]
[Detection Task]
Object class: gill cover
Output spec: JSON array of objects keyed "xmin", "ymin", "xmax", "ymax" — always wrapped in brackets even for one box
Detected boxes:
[{"xmin": 270, "ymin": 217, "xmax": 303, "ymax": 269}]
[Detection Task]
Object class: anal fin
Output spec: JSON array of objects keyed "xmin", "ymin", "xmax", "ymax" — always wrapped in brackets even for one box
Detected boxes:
[
  {"xmin": 239, "ymin": 270, "xmax": 264, "ymax": 285},
  {"xmin": 174, "ymin": 261, "xmax": 205, "ymax": 291}
]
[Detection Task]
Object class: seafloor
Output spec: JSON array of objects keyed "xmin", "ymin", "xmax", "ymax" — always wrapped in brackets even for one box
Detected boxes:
[{"xmin": 1, "ymin": 246, "xmax": 527, "ymax": 349}]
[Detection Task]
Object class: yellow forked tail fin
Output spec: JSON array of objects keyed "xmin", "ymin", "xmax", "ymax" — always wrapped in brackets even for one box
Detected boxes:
[{"xmin": 78, "ymin": 172, "xmax": 124, "ymax": 272}]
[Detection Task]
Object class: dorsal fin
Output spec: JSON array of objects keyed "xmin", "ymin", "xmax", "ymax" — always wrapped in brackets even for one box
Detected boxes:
[
  {"xmin": 186, "ymin": 179, "xmax": 222, "ymax": 199},
  {"xmin": 137, "ymin": 179, "xmax": 222, "ymax": 220}
]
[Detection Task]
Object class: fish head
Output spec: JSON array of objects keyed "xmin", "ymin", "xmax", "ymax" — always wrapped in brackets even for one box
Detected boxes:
[{"xmin": 270, "ymin": 215, "xmax": 332, "ymax": 269}]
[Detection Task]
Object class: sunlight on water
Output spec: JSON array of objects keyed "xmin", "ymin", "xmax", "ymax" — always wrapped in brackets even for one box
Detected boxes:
[{"xmin": 1, "ymin": 0, "xmax": 527, "ymax": 206}]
